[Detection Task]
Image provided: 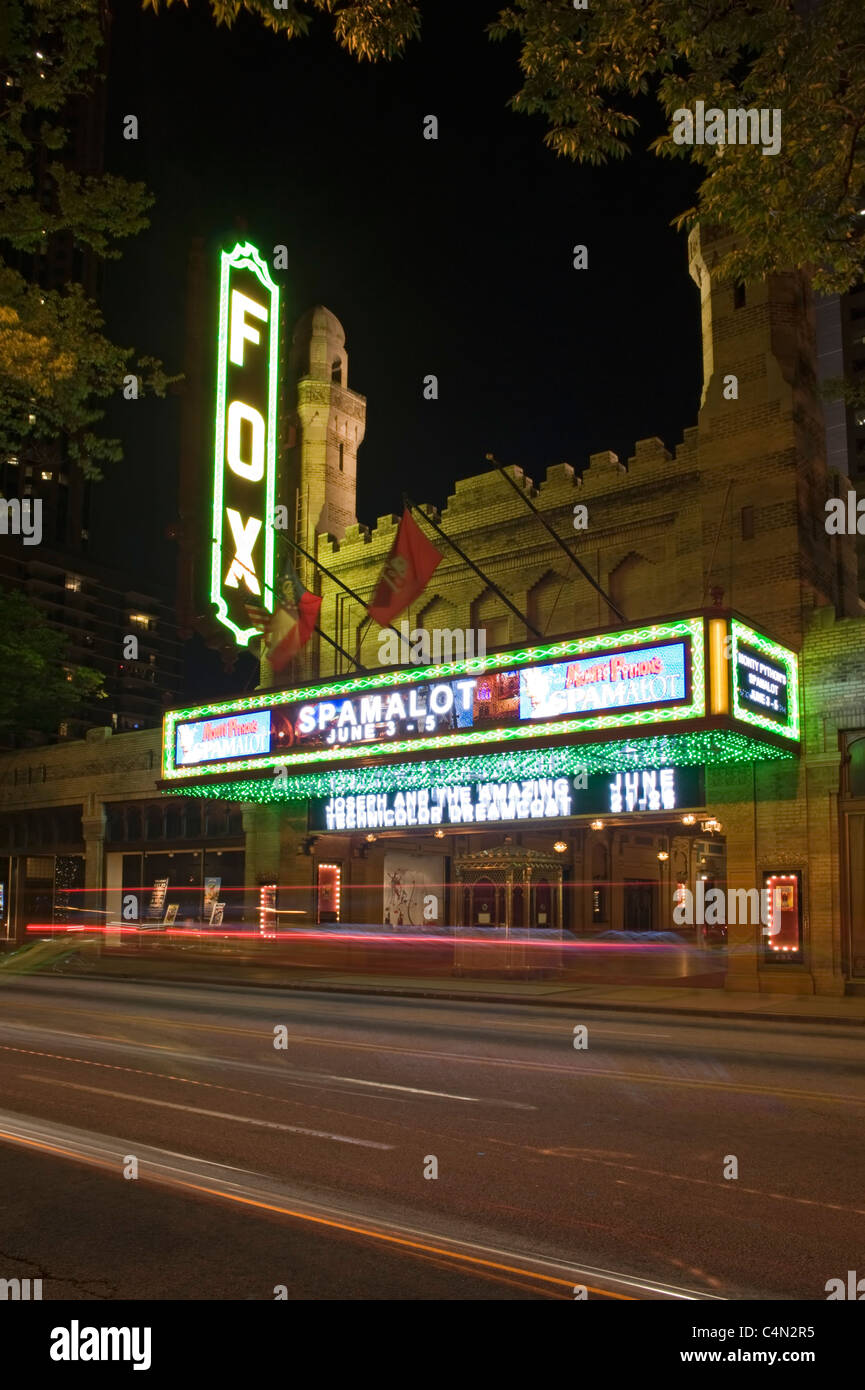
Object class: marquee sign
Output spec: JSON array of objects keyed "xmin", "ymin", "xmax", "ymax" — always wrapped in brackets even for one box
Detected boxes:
[
  {"xmin": 731, "ymin": 621, "xmax": 795, "ymax": 733},
  {"xmin": 161, "ymin": 613, "xmax": 799, "ymax": 787},
  {"xmin": 211, "ymin": 241, "xmax": 279, "ymax": 645},
  {"xmin": 310, "ymin": 766, "xmax": 705, "ymax": 832},
  {"xmin": 163, "ymin": 618, "xmax": 705, "ymax": 781}
]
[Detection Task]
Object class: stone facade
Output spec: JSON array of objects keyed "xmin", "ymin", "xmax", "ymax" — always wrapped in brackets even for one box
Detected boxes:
[{"xmin": 2, "ymin": 230, "xmax": 865, "ymax": 993}]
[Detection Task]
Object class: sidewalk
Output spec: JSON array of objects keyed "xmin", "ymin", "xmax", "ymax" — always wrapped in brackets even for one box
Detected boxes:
[
  {"xmin": 28, "ymin": 950, "xmax": 865, "ymax": 1026},
  {"xmin": 247, "ymin": 970, "xmax": 865, "ymax": 1025}
]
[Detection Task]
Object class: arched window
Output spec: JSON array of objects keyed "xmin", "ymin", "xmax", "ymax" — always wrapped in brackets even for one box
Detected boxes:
[{"xmin": 331, "ymin": 358, "xmax": 342, "ymax": 385}]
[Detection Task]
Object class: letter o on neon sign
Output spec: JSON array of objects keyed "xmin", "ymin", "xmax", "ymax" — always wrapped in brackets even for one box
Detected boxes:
[{"xmin": 227, "ymin": 400, "xmax": 265, "ymax": 481}]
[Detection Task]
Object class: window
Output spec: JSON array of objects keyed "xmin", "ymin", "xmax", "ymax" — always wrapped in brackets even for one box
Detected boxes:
[
  {"xmin": 733, "ymin": 283, "xmax": 746, "ymax": 309},
  {"xmin": 741, "ymin": 506, "xmax": 754, "ymax": 540},
  {"xmin": 129, "ymin": 613, "xmax": 152, "ymax": 630},
  {"xmin": 338, "ymin": 442, "xmax": 344, "ymax": 472},
  {"xmin": 331, "ymin": 358, "xmax": 342, "ymax": 385}
]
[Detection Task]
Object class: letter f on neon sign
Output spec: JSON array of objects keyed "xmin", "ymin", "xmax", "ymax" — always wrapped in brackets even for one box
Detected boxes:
[{"xmin": 230, "ymin": 291, "xmax": 268, "ymax": 366}]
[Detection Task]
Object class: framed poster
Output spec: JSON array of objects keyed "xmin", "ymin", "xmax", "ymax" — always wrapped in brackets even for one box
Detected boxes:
[
  {"xmin": 383, "ymin": 852, "xmax": 443, "ymax": 927},
  {"xmin": 316, "ymin": 864, "xmax": 341, "ymax": 923},
  {"xmin": 762, "ymin": 870, "xmax": 803, "ymax": 960},
  {"xmin": 162, "ymin": 904, "xmax": 178, "ymax": 926},
  {"xmin": 148, "ymin": 878, "xmax": 169, "ymax": 918},
  {"xmin": 210, "ymin": 901, "xmax": 225, "ymax": 927},
  {"xmin": 203, "ymin": 877, "xmax": 221, "ymax": 910}
]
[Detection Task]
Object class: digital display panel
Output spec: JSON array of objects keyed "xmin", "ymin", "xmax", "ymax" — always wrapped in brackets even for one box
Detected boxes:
[
  {"xmin": 518, "ymin": 641, "xmax": 688, "ymax": 720},
  {"xmin": 310, "ymin": 766, "xmax": 705, "ymax": 831},
  {"xmin": 730, "ymin": 619, "xmax": 799, "ymax": 742},
  {"xmin": 735, "ymin": 641, "xmax": 788, "ymax": 725},
  {"xmin": 175, "ymin": 711, "xmax": 272, "ymax": 766}
]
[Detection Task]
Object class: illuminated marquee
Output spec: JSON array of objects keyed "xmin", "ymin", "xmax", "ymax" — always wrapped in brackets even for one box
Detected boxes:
[
  {"xmin": 310, "ymin": 767, "xmax": 704, "ymax": 831},
  {"xmin": 211, "ymin": 241, "xmax": 279, "ymax": 645},
  {"xmin": 161, "ymin": 614, "xmax": 799, "ymax": 789},
  {"xmin": 731, "ymin": 620, "xmax": 796, "ymax": 733},
  {"xmin": 163, "ymin": 618, "xmax": 705, "ymax": 781}
]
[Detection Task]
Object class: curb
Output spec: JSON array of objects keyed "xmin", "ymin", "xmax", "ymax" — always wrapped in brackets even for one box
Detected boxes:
[{"xmin": 23, "ymin": 967, "xmax": 865, "ymax": 1028}]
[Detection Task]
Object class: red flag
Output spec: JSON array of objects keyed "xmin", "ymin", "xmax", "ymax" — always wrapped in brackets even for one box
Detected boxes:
[
  {"xmin": 367, "ymin": 508, "xmax": 442, "ymax": 627},
  {"xmin": 246, "ymin": 559, "xmax": 321, "ymax": 672}
]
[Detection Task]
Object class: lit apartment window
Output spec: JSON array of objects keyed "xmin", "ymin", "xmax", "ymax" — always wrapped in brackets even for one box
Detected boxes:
[
  {"xmin": 855, "ymin": 410, "xmax": 865, "ymax": 428},
  {"xmin": 7, "ymin": 455, "xmax": 19, "ymax": 466},
  {"xmin": 129, "ymin": 613, "xmax": 152, "ymax": 630},
  {"xmin": 40, "ymin": 470, "xmax": 53, "ymax": 481},
  {"xmin": 65, "ymin": 574, "xmax": 82, "ymax": 592}
]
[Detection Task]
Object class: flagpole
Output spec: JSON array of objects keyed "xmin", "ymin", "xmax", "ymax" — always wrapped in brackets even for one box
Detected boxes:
[
  {"xmin": 403, "ymin": 494, "xmax": 545, "ymax": 642},
  {"xmin": 271, "ymin": 524, "xmax": 405, "ymax": 646},
  {"xmin": 312, "ymin": 623, "xmax": 366, "ymax": 672},
  {"xmin": 486, "ymin": 453, "xmax": 626, "ymax": 623}
]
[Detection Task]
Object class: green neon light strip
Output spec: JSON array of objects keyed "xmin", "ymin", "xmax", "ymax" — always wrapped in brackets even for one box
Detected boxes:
[
  {"xmin": 163, "ymin": 617, "xmax": 705, "ymax": 779},
  {"xmin": 167, "ymin": 731, "xmax": 793, "ymax": 803},
  {"xmin": 730, "ymin": 618, "xmax": 800, "ymax": 741},
  {"xmin": 210, "ymin": 241, "xmax": 280, "ymax": 646}
]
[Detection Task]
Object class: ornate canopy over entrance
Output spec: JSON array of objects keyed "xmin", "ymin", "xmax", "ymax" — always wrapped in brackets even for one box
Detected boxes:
[{"xmin": 454, "ymin": 845, "xmax": 563, "ymax": 930}]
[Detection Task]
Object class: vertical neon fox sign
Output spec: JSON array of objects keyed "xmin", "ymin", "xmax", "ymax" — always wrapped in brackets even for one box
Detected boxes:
[{"xmin": 211, "ymin": 241, "xmax": 279, "ymax": 644}]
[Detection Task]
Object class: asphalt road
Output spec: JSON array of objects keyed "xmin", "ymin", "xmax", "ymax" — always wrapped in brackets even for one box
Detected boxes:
[{"xmin": 0, "ymin": 976, "xmax": 862, "ymax": 1300}]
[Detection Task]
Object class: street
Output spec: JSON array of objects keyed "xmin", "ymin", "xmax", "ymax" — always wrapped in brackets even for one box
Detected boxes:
[{"xmin": 0, "ymin": 977, "xmax": 862, "ymax": 1299}]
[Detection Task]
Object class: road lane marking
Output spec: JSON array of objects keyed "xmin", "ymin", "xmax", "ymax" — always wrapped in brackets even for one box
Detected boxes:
[
  {"xmin": 1, "ymin": 999, "xmax": 675, "ymax": 1042},
  {"xmin": 532, "ymin": 1145, "xmax": 865, "ymax": 1218},
  {"xmin": 0, "ymin": 1121, "xmax": 637, "ymax": 1299},
  {"xmin": 23, "ymin": 1077, "xmax": 393, "ymax": 1149},
  {"xmin": 3, "ymin": 1035, "xmax": 864, "ymax": 1107},
  {"xmin": 321, "ymin": 1074, "xmax": 535, "ymax": 1108}
]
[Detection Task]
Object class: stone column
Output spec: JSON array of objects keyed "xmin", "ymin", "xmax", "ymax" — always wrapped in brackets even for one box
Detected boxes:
[{"xmin": 81, "ymin": 794, "xmax": 106, "ymax": 930}]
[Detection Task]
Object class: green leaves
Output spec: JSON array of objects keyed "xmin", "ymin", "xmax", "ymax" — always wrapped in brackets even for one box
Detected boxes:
[
  {"xmin": 0, "ymin": 587, "xmax": 104, "ymax": 738},
  {"xmin": 490, "ymin": 0, "xmax": 865, "ymax": 294},
  {"xmin": 0, "ymin": 2, "xmax": 176, "ymax": 474}
]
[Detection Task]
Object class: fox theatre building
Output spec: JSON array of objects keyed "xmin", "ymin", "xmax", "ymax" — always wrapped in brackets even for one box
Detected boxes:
[{"xmin": 160, "ymin": 609, "xmax": 801, "ymax": 955}]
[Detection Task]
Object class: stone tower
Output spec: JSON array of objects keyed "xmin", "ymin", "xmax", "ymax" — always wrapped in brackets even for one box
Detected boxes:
[
  {"xmin": 285, "ymin": 307, "xmax": 367, "ymax": 589},
  {"xmin": 687, "ymin": 223, "xmax": 859, "ymax": 642}
]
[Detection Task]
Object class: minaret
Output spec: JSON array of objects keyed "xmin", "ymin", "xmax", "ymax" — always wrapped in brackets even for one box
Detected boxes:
[{"xmin": 285, "ymin": 307, "xmax": 367, "ymax": 590}]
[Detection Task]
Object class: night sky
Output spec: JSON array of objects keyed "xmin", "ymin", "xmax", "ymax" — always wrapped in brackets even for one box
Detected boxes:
[{"xmin": 90, "ymin": 0, "xmax": 702, "ymax": 690}]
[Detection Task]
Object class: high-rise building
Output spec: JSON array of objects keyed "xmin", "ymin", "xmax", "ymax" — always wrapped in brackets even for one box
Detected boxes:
[{"xmin": 0, "ymin": 1, "xmax": 183, "ymax": 742}]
